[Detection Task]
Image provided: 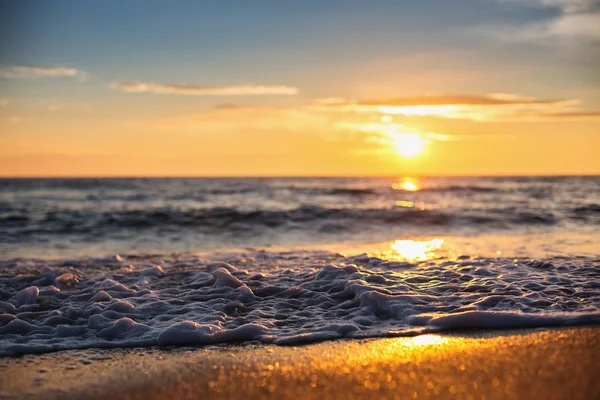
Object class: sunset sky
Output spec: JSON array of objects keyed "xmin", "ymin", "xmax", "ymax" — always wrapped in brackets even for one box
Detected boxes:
[{"xmin": 1, "ymin": 0, "xmax": 599, "ymax": 176}]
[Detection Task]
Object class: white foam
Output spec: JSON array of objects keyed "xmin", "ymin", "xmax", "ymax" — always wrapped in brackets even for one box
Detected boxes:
[
  {"xmin": 14, "ymin": 286, "xmax": 39, "ymax": 307},
  {"xmin": 0, "ymin": 251, "xmax": 598, "ymax": 355}
]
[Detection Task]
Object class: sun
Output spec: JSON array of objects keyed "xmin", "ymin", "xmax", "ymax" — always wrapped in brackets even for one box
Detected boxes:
[{"xmin": 392, "ymin": 133, "xmax": 426, "ymax": 158}]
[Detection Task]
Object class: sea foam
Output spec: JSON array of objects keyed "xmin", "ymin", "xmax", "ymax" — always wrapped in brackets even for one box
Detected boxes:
[{"xmin": 0, "ymin": 251, "xmax": 599, "ymax": 355}]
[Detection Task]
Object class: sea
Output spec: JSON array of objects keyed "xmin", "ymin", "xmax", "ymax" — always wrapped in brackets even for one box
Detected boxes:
[{"xmin": 1, "ymin": 176, "xmax": 599, "ymax": 354}]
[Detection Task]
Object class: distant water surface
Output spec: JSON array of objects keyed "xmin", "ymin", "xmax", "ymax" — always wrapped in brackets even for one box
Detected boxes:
[{"xmin": 1, "ymin": 176, "xmax": 599, "ymax": 258}]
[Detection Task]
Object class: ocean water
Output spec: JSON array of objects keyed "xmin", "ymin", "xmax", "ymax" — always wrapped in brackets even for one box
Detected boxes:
[
  {"xmin": 0, "ymin": 176, "xmax": 599, "ymax": 354},
  {"xmin": 1, "ymin": 176, "xmax": 599, "ymax": 257}
]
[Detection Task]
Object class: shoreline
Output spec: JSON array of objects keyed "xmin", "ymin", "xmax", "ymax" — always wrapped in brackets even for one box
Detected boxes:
[
  {"xmin": 2, "ymin": 327, "xmax": 599, "ymax": 400},
  {"xmin": 3, "ymin": 229, "xmax": 600, "ymax": 261}
]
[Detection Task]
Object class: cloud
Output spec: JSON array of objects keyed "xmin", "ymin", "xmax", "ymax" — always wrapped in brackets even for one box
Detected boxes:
[
  {"xmin": 0, "ymin": 65, "xmax": 87, "ymax": 80},
  {"xmin": 510, "ymin": 110, "xmax": 600, "ymax": 120},
  {"xmin": 0, "ymin": 99, "xmax": 6, "ymax": 107},
  {"xmin": 316, "ymin": 93, "xmax": 587, "ymax": 121},
  {"xmin": 113, "ymin": 81, "xmax": 299, "ymax": 96},
  {"xmin": 212, "ymin": 103, "xmax": 247, "ymax": 110},
  {"xmin": 547, "ymin": 11, "xmax": 600, "ymax": 38},
  {"xmin": 527, "ymin": 0, "xmax": 598, "ymax": 13},
  {"xmin": 331, "ymin": 93, "xmax": 571, "ymax": 107},
  {"xmin": 491, "ymin": 0, "xmax": 600, "ymax": 40}
]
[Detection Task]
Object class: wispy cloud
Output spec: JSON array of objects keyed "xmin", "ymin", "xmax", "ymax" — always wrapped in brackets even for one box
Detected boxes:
[
  {"xmin": 113, "ymin": 81, "xmax": 299, "ymax": 96},
  {"xmin": 520, "ymin": 0, "xmax": 600, "ymax": 13},
  {"xmin": 509, "ymin": 110, "xmax": 600, "ymax": 120},
  {"xmin": 490, "ymin": 0, "xmax": 600, "ymax": 40},
  {"xmin": 326, "ymin": 93, "xmax": 571, "ymax": 107},
  {"xmin": 0, "ymin": 99, "xmax": 7, "ymax": 107},
  {"xmin": 0, "ymin": 65, "xmax": 87, "ymax": 80},
  {"xmin": 317, "ymin": 93, "xmax": 597, "ymax": 121}
]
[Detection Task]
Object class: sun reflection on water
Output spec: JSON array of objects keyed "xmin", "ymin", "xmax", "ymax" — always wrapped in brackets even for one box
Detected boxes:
[
  {"xmin": 392, "ymin": 177, "xmax": 421, "ymax": 192},
  {"xmin": 389, "ymin": 238, "xmax": 445, "ymax": 261},
  {"xmin": 396, "ymin": 200, "xmax": 426, "ymax": 210}
]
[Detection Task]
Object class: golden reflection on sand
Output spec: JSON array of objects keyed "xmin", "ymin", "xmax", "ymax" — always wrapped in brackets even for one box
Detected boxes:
[
  {"xmin": 406, "ymin": 335, "xmax": 449, "ymax": 347},
  {"xmin": 2, "ymin": 328, "xmax": 598, "ymax": 400}
]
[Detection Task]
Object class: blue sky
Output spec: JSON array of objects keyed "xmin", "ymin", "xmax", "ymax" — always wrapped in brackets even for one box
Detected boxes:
[
  {"xmin": 1, "ymin": 1, "xmax": 597, "ymax": 96},
  {"xmin": 0, "ymin": 1, "xmax": 586, "ymax": 86}
]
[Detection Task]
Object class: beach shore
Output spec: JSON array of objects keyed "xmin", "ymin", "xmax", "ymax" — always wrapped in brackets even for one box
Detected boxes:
[{"xmin": 1, "ymin": 327, "xmax": 598, "ymax": 400}]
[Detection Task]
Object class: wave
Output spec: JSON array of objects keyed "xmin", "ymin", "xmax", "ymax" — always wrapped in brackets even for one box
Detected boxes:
[
  {"xmin": 418, "ymin": 185, "xmax": 502, "ymax": 193},
  {"xmin": 289, "ymin": 187, "xmax": 378, "ymax": 196},
  {"xmin": 572, "ymin": 204, "xmax": 600, "ymax": 215},
  {"xmin": 0, "ymin": 205, "xmax": 564, "ymax": 243}
]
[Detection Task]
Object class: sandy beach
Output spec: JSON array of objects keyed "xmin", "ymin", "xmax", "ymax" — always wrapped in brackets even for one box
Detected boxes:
[{"xmin": 1, "ymin": 327, "xmax": 598, "ymax": 400}]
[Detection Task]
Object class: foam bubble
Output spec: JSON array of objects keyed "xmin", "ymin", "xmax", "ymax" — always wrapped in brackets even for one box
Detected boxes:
[
  {"xmin": 0, "ymin": 251, "xmax": 598, "ymax": 355},
  {"xmin": 15, "ymin": 286, "xmax": 39, "ymax": 307}
]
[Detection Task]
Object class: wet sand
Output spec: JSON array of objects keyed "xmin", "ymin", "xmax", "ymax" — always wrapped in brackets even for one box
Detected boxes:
[{"xmin": 1, "ymin": 327, "xmax": 599, "ymax": 400}]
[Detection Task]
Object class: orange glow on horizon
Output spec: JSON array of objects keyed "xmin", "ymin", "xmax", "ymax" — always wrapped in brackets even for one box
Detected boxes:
[{"xmin": 1, "ymin": 95, "xmax": 599, "ymax": 177}]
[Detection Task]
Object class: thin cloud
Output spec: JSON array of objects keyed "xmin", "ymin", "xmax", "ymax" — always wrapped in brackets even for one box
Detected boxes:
[
  {"xmin": 545, "ymin": 110, "xmax": 600, "ymax": 117},
  {"xmin": 0, "ymin": 65, "xmax": 87, "ymax": 80},
  {"xmin": 522, "ymin": 0, "xmax": 598, "ymax": 13},
  {"xmin": 332, "ymin": 93, "xmax": 571, "ymax": 107},
  {"xmin": 212, "ymin": 103, "xmax": 247, "ymax": 110},
  {"xmin": 490, "ymin": 0, "xmax": 600, "ymax": 40},
  {"xmin": 316, "ymin": 93, "xmax": 584, "ymax": 121},
  {"xmin": 547, "ymin": 11, "xmax": 600, "ymax": 38},
  {"xmin": 0, "ymin": 99, "xmax": 7, "ymax": 107},
  {"xmin": 509, "ymin": 110, "xmax": 600, "ymax": 120},
  {"xmin": 113, "ymin": 81, "xmax": 299, "ymax": 96}
]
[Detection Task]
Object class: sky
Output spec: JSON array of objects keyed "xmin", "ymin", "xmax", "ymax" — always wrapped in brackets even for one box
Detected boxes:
[{"xmin": 0, "ymin": 0, "xmax": 599, "ymax": 176}]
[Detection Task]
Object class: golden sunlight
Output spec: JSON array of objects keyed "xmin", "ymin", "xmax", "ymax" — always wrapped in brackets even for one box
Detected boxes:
[
  {"xmin": 390, "ymin": 238, "xmax": 445, "ymax": 261},
  {"xmin": 396, "ymin": 200, "xmax": 426, "ymax": 210},
  {"xmin": 407, "ymin": 335, "xmax": 449, "ymax": 347},
  {"xmin": 392, "ymin": 177, "xmax": 422, "ymax": 191},
  {"xmin": 392, "ymin": 133, "xmax": 426, "ymax": 157},
  {"xmin": 378, "ymin": 105, "xmax": 466, "ymax": 119}
]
